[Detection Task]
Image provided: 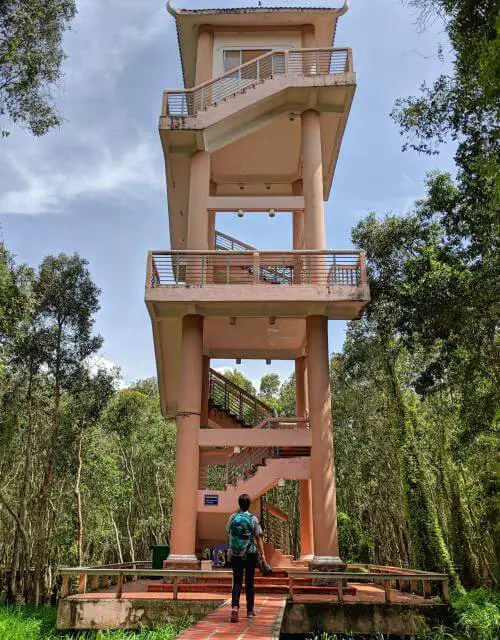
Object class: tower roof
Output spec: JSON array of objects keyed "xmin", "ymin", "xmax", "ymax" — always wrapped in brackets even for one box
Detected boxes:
[{"xmin": 167, "ymin": 2, "xmax": 350, "ymax": 88}]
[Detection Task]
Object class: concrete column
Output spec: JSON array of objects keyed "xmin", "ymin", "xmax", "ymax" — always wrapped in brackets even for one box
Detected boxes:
[
  {"xmin": 201, "ymin": 356, "xmax": 210, "ymax": 427},
  {"xmin": 292, "ymin": 212, "xmax": 304, "ymax": 250},
  {"xmin": 301, "ymin": 24, "xmax": 316, "ymax": 48},
  {"xmin": 301, "ymin": 110, "xmax": 325, "ymax": 251},
  {"xmin": 296, "ymin": 357, "xmax": 313, "ymax": 560},
  {"xmin": 187, "ymin": 151, "xmax": 211, "ymax": 250},
  {"xmin": 306, "ymin": 315, "xmax": 344, "ymax": 570},
  {"xmin": 195, "ymin": 26, "xmax": 213, "ymax": 86},
  {"xmin": 169, "ymin": 315, "xmax": 204, "ymax": 565}
]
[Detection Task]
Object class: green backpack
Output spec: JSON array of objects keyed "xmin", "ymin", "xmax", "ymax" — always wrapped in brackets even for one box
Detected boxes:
[{"xmin": 229, "ymin": 512, "xmax": 256, "ymax": 557}]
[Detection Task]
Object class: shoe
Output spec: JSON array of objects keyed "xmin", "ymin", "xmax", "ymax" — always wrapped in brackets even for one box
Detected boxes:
[
  {"xmin": 247, "ymin": 611, "xmax": 256, "ymax": 619},
  {"xmin": 230, "ymin": 609, "xmax": 239, "ymax": 623}
]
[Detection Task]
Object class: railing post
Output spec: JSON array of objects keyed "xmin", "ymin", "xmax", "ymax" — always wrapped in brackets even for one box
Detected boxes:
[
  {"xmin": 384, "ymin": 580, "xmax": 392, "ymax": 604},
  {"xmin": 116, "ymin": 573, "xmax": 124, "ymax": 599},
  {"xmin": 284, "ymin": 50, "xmax": 290, "ymax": 74},
  {"xmin": 337, "ymin": 579, "xmax": 344, "ymax": 604},
  {"xmin": 441, "ymin": 580, "xmax": 449, "ymax": 603},
  {"xmin": 61, "ymin": 574, "xmax": 70, "ymax": 598},
  {"xmin": 201, "ymin": 255, "xmax": 206, "ymax": 287},
  {"xmin": 77, "ymin": 573, "xmax": 87, "ymax": 594},
  {"xmin": 359, "ymin": 251, "xmax": 367, "ymax": 286},
  {"xmin": 253, "ymin": 252, "xmax": 260, "ymax": 284},
  {"xmin": 173, "ymin": 575, "xmax": 179, "ymax": 600},
  {"xmin": 226, "ymin": 255, "xmax": 230, "ymax": 284}
]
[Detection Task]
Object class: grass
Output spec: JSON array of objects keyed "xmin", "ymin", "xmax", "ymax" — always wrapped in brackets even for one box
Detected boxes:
[{"xmin": 0, "ymin": 605, "xmax": 192, "ymax": 640}]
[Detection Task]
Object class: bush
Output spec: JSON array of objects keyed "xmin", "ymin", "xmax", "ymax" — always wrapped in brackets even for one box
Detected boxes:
[{"xmin": 452, "ymin": 588, "xmax": 500, "ymax": 640}]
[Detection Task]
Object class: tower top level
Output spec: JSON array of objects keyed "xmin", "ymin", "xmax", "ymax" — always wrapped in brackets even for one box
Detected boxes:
[{"xmin": 167, "ymin": 1, "xmax": 350, "ymax": 88}]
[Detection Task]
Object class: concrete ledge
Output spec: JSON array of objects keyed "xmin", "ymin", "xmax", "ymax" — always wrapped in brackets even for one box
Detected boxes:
[
  {"xmin": 281, "ymin": 602, "xmax": 453, "ymax": 637},
  {"xmin": 56, "ymin": 598, "xmax": 221, "ymax": 630}
]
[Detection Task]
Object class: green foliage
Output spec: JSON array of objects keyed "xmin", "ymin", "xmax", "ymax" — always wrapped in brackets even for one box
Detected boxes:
[
  {"xmin": 220, "ymin": 368, "xmax": 256, "ymax": 395},
  {"xmin": 452, "ymin": 588, "xmax": 500, "ymax": 640},
  {"xmin": 0, "ymin": 604, "xmax": 191, "ymax": 638},
  {"xmin": 0, "ymin": 0, "xmax": 77, "ymax": 137}
]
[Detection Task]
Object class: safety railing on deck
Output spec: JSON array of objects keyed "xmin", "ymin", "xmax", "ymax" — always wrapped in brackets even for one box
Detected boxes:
[
  {"xmin": 261, "ymin": 501, "xmax": 291, "ymax": 556},
  {"xmin": 148, "ymin": 250, "xmax": 365, "ymax": 288},
  {"xmin": 209, "ymin": 368, "xmax": 275, "ymax": 428},
  {"xmin": 163, "ymin": 47, "xmax": 353, "ymax": 117}
]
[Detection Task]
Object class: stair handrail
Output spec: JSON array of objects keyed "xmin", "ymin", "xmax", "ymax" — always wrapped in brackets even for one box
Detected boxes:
[
  {"xmin": 209, "ymin": 368, "xmax": 276, "ymax": 427},
  {"xmin": 261, "ymin": 500, "xmax": 289, "ymax": 522},
  {"xmin": 215, "ymin": 230, "xmax": 256, "ymax": 252},
  {"xmin": 163, "ymin": 47, "xmax": 353, "ymax": 116},
  {"xmin": 226, "ymin": 446, "xmax": 270, "ymax": 486},
  {"xmin": 261, "ymin": 500, "xmax": 291, "ymax": 555}
]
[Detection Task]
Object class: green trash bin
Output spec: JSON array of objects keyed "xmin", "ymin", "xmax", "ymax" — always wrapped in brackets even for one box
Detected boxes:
[{"xmin": 152, "ymin": 544, "xmax": 170, "ymax": 569}]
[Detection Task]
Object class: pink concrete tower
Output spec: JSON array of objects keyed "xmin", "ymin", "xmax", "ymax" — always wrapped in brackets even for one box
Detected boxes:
[{"xmin": 145, "ymin": 1, "xmax": 369, "ymax": 572}]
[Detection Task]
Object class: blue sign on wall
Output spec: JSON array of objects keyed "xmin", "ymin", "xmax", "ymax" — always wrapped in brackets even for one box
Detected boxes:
[{"xmin": 204, "ymin": 494, "xmax": 219, "ymax": 506}]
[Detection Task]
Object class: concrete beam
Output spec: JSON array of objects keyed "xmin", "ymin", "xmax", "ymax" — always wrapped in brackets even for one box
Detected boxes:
[
  {"xmin": 198, "ymin": 428, "xmax": 311, "ymax": 448},
  {"xmin": 208, "ymin": 196, "xmax": 305, "ymax": 212}
]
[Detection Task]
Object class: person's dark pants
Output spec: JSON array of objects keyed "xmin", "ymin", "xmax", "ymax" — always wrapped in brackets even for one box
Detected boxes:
[{"xmin": 231, "ymin": 553, "xmax": 257, "ymax": 611}]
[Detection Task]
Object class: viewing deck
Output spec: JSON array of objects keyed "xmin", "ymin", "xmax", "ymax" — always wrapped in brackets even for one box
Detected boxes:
[{"xmin": 146, "ymin": 249, "xmax": 369, "ymax": 319}]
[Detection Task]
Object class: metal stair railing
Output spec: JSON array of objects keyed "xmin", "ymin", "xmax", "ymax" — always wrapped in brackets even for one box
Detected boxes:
[
  {"xmin": 261, "ymin": 501, "xmax": 291, "ymax": 556},
  {"xmin": 162, "ymin": 47, "xmax": 353, "ymax": 117},
  {"xmin": 226, "ymin": 444, "xmax": 311, "ymax": 488},
  {"xmin": 209, "ymin": 368, "xmax": 276, "ymax": 428}
]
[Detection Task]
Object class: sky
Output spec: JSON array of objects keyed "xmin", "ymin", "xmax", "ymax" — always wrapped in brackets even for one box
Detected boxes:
[{"xmin": 0, "ymin": 0, "xmax": 455, "ymax": 389}]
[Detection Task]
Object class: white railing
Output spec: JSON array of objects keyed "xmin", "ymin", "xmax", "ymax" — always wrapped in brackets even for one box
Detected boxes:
[
  {"xmin": 148, "ymin": 250, "xmax": 366, "ymax": 288},
  {"xmin": 162, "ymin": 47, "xmax": 353, "ymax": 117}
]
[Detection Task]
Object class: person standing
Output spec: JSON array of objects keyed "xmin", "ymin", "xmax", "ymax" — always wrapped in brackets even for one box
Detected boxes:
[{"xmin": 226, "ymin": 493, "xmax": 267, "ymax": 623}]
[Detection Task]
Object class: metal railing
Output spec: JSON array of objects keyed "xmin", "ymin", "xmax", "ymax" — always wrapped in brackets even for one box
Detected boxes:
[
  {"xmin": 226, "ymin": 444, "xmax": 310, "ymax": 488},
  {"xmin": 215, "ymin": 230, "xmax": 255, "ymax": 252},
  {"xmin": 163, "ymin": 47, "xmax": 353, "ymax": 117},
  {"xmin": 149, "ymin": 250, "xmax": 365, "ymax": 288},
  {"xmin": 261, "ymin": 501, "xmax": 291, "ymax": 556},
  {"xmin": 209, "ymin": 368, "xmax": 275, "ymax": 428}
]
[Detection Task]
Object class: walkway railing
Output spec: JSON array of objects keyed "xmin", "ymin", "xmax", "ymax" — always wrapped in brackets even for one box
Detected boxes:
[
  {"xmin": 148, "ymin": 250, "xmax": 366, "ymax": 288},
  {"xmin": 261, "ymin": 501, "xmax": 291, "ymax": 556},
  {"xmin": 58, "ymin": 564, "xmax": 450, "ymax": 604},
  {"xmin": 226, "ymin": 444, "xmax": 310, "ymax": 487},
  {"xmin": 209, "ymin": 368, "xmax": 275, "ymax": 428},
  {"xmin": 287, "ymin": 570, "xmax": 450, "ymax": 604},
  {"xmin": 163, "ymin": 47, "xmax": 353, "ymax": 117}
]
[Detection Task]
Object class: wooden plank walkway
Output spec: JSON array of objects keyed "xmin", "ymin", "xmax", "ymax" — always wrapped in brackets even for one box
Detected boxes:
[{"xmin": 177, "ymin": 595, "xmax": 286, "ymax": 639}]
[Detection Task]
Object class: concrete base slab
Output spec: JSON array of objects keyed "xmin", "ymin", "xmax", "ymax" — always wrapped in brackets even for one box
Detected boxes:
[
  {"xmin": 56, "ymin": 598, "xmax": 221, "ymax": 631},
  {"xmin": 281, "ymin": 602, "xmax": 452, "ymax": 637}
]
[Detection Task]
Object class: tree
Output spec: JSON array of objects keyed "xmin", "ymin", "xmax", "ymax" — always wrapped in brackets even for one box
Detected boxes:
[
  {"xmin": 259, "ymin": 373, "xmax": 280, "ymax": 399},
  {"xmin": 0, "ymin": 0, "xmax": 77, "ymax": 137},
  {"xmin": 221, "ymin": 368, "xmax": 256, "ymax": 395}
]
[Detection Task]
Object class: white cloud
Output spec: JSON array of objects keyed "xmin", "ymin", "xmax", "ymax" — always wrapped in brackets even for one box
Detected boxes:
[
  {"xmin": 85, "ymin": 354, "xmax": 125, "ymax": 389},
  {"xmin": 0, "ymin": 138, "xmax": 162, "ymax": 215}
]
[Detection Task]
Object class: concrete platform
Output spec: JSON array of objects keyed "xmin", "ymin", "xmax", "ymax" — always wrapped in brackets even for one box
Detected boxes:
[{"xmin": 57, "ymin": 579, "xmax": 451, "ymax": 633}]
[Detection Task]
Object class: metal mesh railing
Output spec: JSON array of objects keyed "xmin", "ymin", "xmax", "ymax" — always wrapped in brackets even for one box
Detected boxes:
[
  {"xmin": 149, "ymin": 250, "xmax": 365, "ymax": 288},
  {"xmin": 163, "ymin": 47, "xmax": 353, "ymax": 117}
]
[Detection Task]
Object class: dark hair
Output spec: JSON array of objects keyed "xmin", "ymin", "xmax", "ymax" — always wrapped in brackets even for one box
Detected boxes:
[{"xmin": 238, "ymin": 493, "xmax": 251, "ymax": 511}]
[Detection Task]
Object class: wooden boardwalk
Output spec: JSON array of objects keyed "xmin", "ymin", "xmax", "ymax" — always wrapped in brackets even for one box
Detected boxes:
[{"xmin": 177, "ymin": 596, "xmax": 286, "ymax": 640}]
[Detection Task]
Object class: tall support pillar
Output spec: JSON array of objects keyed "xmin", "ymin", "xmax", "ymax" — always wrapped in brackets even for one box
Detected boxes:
[
  {"xmin": 187, "ymin": 151, "xmax": 210, "ymax": 250},
  {"xmin": 301, "ymin": 110, "xmax": 325, "ymax": 251},
  {"xmin": 296, "ymin": 357, "xmax": 313, "ymax": 560},
  {"xmin": 201, "ymin": 356, "xmax": 210, "ymax": 427},
  {"xmin": 306, "ymin": 315, "xmax": 345, "ymax": 570},
  {"xmin": 168, "ymin": 315, "xmax": 204, "ymax": 566}
]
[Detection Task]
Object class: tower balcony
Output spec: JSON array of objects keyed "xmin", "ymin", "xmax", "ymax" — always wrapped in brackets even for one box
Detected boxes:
[
  {"xmin": 162, "ymin": 47, "xmax": 353, "ymax": 122},
  {"xmin": 146, "ymin": 249, "xmax": 369, "ymax": 320}
]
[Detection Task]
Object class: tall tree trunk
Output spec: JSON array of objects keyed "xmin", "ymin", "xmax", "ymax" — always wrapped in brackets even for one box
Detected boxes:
[
  {"xmin": 7, "ymin": 372, "xmax": 35, "ymax": 602},
  {"xmin": 74, "ymin": 432, "xmax": 84, "ymax": 566},
  {"xmin": 383, "ymin": 344, "xmax": 460, "ymax": 588},
  {"xmin": 109, "ymin": 511, "xmax": 124, "ymax": 564}
]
